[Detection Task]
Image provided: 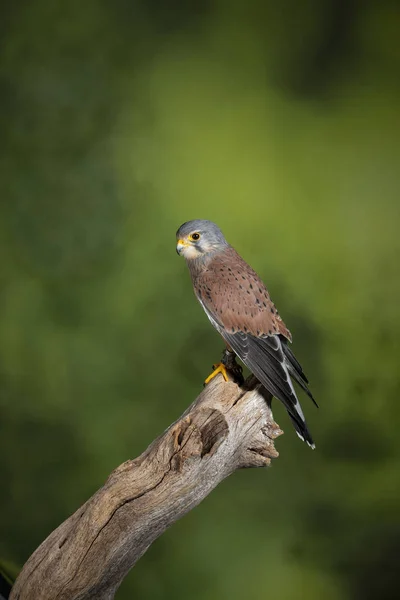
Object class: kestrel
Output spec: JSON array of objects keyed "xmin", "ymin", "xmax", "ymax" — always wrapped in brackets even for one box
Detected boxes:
[{"xmin": 176, "ymin": 219, "xmax": 317, "ymax": 448}]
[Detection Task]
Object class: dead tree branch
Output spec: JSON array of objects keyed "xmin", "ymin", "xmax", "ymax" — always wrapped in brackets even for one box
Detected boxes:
[{"xmin": 11, "ymin": 375, "xmax": 282, "ymax": 600}]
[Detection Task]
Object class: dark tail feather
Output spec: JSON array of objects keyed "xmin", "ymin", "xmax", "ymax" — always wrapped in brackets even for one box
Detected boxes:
[
  {"xmin": 281, "ymin": 339, "xmax": 319, "ymax": 408},
  {"xmin": 289, "ymin": 413, "xmax": 315, "ymax": 449},
  {"xmin": 223, "ymin": 330, "xmax": 316, "ymax": 448}
]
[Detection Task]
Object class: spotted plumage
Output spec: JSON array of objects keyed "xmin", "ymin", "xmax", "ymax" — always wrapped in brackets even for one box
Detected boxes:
[{"xmin": 176, "ymin": 219, "xmax": 317, "ymax": 448}]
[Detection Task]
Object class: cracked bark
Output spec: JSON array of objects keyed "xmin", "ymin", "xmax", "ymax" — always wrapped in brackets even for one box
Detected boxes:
[{"xmin": 10, "ymin": 374, "xmax": 282, "ymax": 600}]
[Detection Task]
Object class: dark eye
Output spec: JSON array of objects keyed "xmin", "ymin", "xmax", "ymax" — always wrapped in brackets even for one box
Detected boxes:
[{"xmin": 191, "ymin": 232, "xmax": 200, "ymax": 241}]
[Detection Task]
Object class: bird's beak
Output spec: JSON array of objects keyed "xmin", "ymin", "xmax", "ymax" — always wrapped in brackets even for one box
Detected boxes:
[{"xmin": 176, "ymin": 239, "xmax": 189, "ymax": 255}]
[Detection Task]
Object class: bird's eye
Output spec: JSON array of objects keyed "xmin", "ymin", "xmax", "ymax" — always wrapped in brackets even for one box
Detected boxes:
[{"xmin": 190, "ymin": 232, "xmax": 201, "ymax": 241}]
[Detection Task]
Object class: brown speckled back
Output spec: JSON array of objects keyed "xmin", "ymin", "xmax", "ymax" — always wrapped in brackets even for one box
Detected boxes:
[{"xmin": 188, "ymin": 247, "xmax": 292, "ymax": 340}]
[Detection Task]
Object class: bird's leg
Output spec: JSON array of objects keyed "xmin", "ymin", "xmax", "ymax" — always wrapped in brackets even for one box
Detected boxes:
[
  {"xmin": 222, "ymin": 347, "xmax": 244, "ymax": 385},
  {"xmin": 204, "ymin": 346, "xmax": 244, "ymax": 386}
]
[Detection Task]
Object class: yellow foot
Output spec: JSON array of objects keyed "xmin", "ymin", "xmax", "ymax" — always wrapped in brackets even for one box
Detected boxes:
[{"xmin": 204, "ymin": 362, "xmax": 229, "ymax": 385}]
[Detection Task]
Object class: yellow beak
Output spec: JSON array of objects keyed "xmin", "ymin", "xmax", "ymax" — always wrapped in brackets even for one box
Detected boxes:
[{"xmin": 176, "ymin": 238, "xmax": 189, "ymax": 255}]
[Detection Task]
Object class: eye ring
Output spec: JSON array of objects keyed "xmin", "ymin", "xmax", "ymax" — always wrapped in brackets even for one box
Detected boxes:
[{"xmin": 190, "ymin": 232, "xmax": 201, "ymax": 241}]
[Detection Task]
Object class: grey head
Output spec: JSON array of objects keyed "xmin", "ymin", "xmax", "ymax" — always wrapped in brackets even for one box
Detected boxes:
[{"xmin": 176, "ymin": 219, "xmax": 229, "ymax": 260}]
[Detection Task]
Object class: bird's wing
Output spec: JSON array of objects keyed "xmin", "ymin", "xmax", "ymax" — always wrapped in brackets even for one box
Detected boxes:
[
  {"xmin": 195, "ymin": 247, "xmax": 315, "ymax": 447},
  {"xmin": 194, "ymin": 247, "xmax": 292, "ymax": 339}
]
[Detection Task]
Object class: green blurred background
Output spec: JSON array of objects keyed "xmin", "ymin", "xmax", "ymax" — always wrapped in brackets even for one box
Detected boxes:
[{"xmin": 1, "ymin": 0, "xmax": 399, "ymax": 598}]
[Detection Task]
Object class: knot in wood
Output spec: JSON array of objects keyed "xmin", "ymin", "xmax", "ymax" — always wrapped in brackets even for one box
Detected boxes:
[{"xmin": 171, "ymin": 408, "xmax": 229, "ymax": 470}]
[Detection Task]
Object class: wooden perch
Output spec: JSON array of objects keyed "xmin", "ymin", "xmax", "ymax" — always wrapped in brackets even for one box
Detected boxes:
[{"xmin": 11, "ymin": 375, "xmax": 282, "ymax": 600}]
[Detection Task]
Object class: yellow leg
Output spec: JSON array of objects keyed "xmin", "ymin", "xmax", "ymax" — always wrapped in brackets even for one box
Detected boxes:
[{"xmin": 204, "ymin": 362, "xmax": 229, "ymax": 385}]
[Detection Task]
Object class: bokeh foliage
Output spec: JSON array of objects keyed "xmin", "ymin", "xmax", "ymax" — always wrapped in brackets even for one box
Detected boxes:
[{"xmin": 1, "ymin": 1, "xmax": 399, "ymax": 598}]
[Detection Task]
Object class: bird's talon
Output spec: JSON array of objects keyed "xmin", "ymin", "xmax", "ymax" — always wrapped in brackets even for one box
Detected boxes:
[{"xmin": 204, "ymin": 363, "xmax": 229, "ymax": 385}]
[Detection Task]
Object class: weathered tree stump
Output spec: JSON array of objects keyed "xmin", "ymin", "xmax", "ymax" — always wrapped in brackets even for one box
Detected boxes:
[{"xmin": 11, "ymin": 375, "xmax": 282, "ymax": 600}]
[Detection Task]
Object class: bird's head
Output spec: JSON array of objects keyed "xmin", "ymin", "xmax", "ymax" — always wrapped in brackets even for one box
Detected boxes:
[{"xmin": 176, "ymin": 220, "xmax": 229, "ymax": 260}]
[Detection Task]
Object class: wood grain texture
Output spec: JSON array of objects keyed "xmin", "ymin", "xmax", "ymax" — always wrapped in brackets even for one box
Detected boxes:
[{"xmin": 11, "ymin": 375, "xmax": 282, "ymax": 600}]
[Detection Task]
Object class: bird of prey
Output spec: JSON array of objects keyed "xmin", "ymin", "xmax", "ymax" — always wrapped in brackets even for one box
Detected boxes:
[{"xmin": 176, "ymin": 219, "xmax": 317, "ymax": 448}]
